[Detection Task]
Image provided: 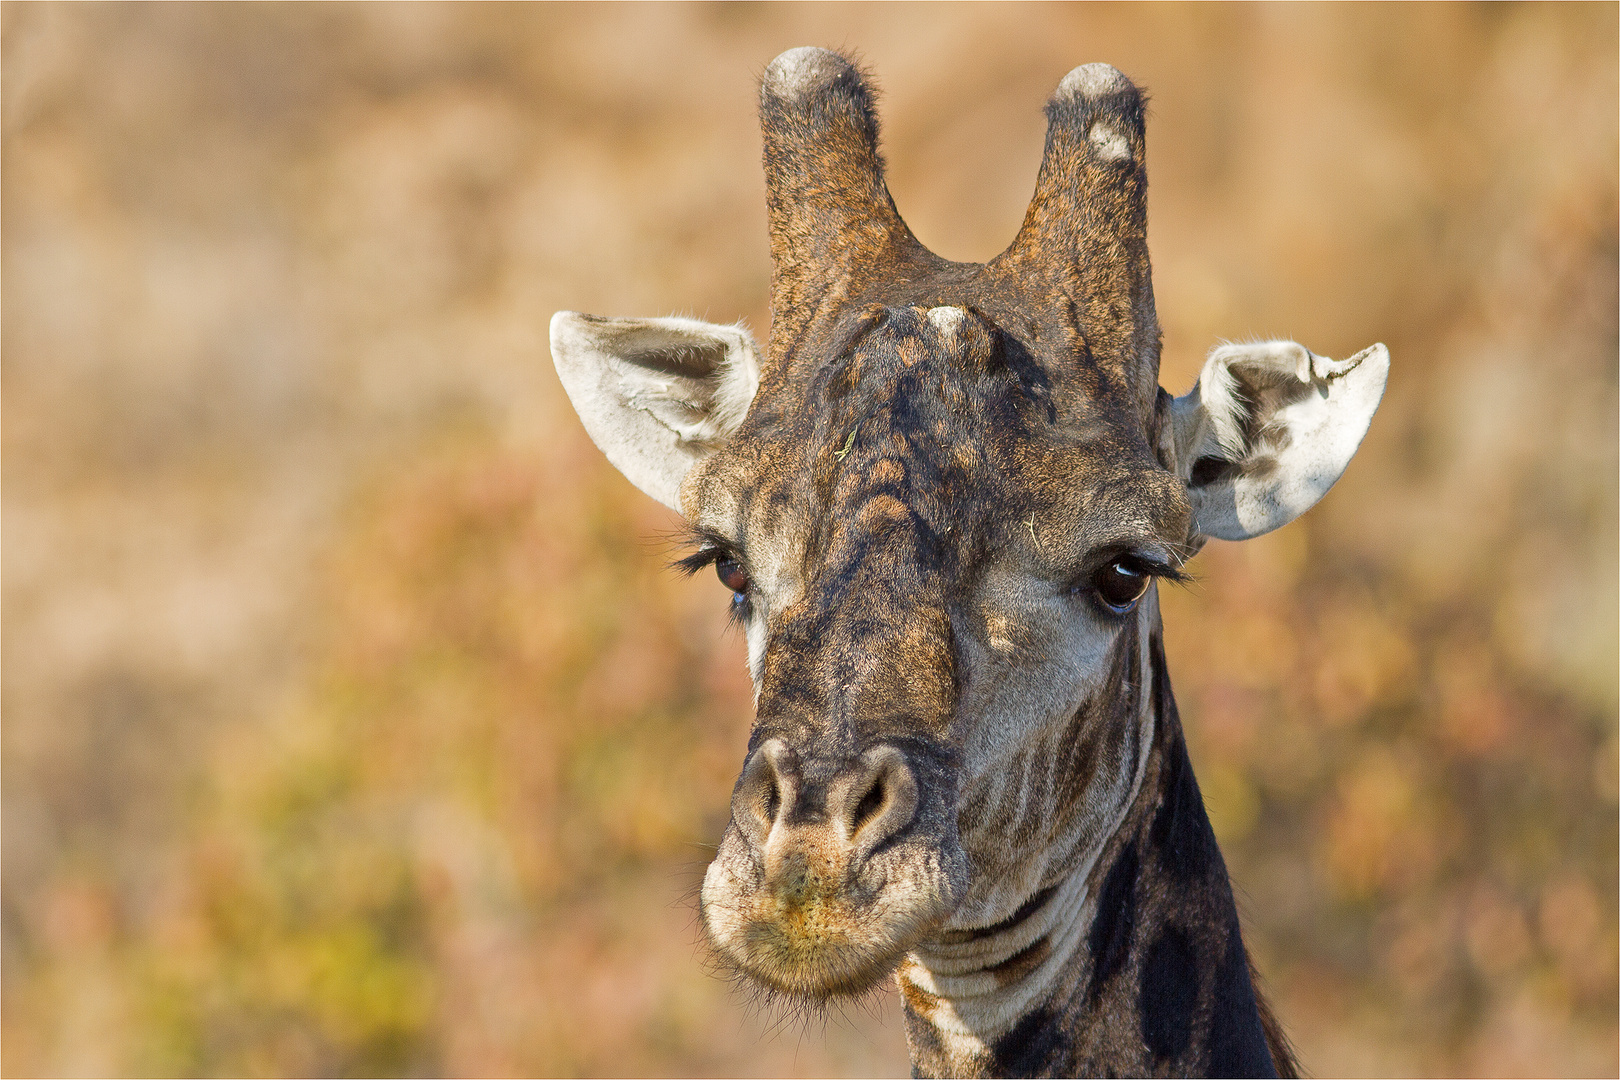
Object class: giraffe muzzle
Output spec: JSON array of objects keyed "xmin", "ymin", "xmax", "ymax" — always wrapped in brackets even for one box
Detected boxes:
[{"xmin": 700, "ymin": 737, "xmax": 967, "ymax": 999}]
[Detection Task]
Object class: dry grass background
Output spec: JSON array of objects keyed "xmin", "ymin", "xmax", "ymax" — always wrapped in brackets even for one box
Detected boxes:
[{"xmin": 3, "ymin": 3, "xmax": 1616, "ymax": 1076}]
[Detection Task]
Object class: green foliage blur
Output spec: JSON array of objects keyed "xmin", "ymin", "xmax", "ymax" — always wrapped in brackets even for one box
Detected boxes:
[{"xmin": 4, "ymin": 4, "xmax": 1615, "ymax": 1077}]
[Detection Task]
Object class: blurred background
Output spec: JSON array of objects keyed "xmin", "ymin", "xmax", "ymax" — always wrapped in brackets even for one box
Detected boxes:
[{"xmin": 3, "ymin": 3, "xmax": 1615, "ymax": 1076}]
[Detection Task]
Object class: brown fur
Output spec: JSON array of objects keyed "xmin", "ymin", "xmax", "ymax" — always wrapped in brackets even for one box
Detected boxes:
[{"xmin": 650, "ymin": 48, "xmax": 1296, "ymax": 1077}]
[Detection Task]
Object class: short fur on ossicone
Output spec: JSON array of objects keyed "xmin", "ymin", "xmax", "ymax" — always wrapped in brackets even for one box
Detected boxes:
[{"xmin": 548, "ymin": 47, "xmax": 1385, "ymax": 1078}]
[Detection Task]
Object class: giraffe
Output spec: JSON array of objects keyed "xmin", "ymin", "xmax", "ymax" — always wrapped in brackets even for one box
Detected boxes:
[{"xmin": 549, "ymin": 48, "xmax": 1387, "ymax": 1078}]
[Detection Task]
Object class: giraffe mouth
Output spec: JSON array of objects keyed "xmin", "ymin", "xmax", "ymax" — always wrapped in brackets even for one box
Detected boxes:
[
  {"xmin": 700, "ymin": 827, "xmax": 963, "ymax": 998},
  {"xmin": 698, "ymin": 739, "xmax": 968, "ymax": 998}
]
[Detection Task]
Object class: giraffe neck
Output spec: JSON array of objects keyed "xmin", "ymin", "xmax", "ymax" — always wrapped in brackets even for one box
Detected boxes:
[{"xmin": 896, "ymin": 625, "xmax": 1293, "ymax": 1078}]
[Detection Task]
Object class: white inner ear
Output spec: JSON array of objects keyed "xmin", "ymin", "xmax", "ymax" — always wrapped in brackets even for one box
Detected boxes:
[
  {"xmin": 1170, "ymin": 340, "xmax": 1389, "ymax": 541},
  {"xmin": 550, "ymin": 312, "xmax": 761, "ymax": 512}
]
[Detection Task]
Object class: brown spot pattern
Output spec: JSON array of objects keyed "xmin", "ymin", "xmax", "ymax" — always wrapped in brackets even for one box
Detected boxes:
[{"xmin": 686, "ymin": 48, "xmax": 1287, "ymax": 1079}]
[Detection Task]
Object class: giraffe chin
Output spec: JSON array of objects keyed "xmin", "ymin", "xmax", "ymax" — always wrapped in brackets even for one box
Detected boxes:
[{"xmin": 699, "ymin": 832, "xmax": 964, "ymax": 999}]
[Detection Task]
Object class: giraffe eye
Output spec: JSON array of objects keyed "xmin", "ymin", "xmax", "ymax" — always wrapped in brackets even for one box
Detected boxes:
[
  {"xmin": 1093, "ymin": 559, "xmax": 1151, "ymax": 612},
  {"xmin": 715, "ymin": 558, "xmax": 750, "ymax": 595}
]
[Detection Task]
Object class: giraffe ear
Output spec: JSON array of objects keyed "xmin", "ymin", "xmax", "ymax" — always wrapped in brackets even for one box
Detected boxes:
[
  {"xmin": 1168, "ymin": 340, "xmax": 1389, "ymax": 541},
  {"xmin": 550, "ymin": 312, "xmax": 761, "ymax": 512}
]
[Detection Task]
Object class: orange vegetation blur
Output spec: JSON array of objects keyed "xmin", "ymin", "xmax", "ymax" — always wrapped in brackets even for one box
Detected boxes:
[{"xmin": 4, "ymin": 4, "xmax": 1615, "ymax": 1077}]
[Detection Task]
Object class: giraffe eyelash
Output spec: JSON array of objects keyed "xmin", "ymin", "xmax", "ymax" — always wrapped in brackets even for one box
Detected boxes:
[
  {"xmin": 670, "ymin": 528, "xmax": 740, "ymax": 577},
  {"xmin": 672, "ymin": 530, "xmax": 754, "ymax": 629},
  {"xmin": 1116, "ymin": 552, "xmax": 1193, "ymax": 585},
  {"xmin": 672, "ymin": 545, "xmax": 725, "ymax": 577}
]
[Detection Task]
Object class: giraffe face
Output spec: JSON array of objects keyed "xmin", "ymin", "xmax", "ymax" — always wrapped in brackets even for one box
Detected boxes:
[
  {"xmin": 547, "ymin": 46, "xmax": 1387, "ymax": 1007},
  {"xmin": 680, "ymin": 303, "xmax": 1191, "ymax": 999},
  {"xmin": 551, "ymin": 300, "xmax": 1384, "ymax": 1003}
]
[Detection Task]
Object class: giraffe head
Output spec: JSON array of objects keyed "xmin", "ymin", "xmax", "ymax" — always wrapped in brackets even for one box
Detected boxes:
[{"xmin": 550, "ymin": 49, "xmax": 1387, "ymax": 1002}]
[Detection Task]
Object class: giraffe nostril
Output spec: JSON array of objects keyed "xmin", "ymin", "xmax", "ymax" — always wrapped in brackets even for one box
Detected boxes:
[
  {"xmin": 734, "ymin": 738, "xmax": 796, "ymax": 847},
  {"xmin": 763, "ymin": 775, "xmax": 781, "ymax": 825},
  {"xmin": 851, "ymin": 777, "xmax": 886, "ymax": 834},
  {"xmin": 841, "ymin": 745, "xmax": 920, "ymax": 849}
]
